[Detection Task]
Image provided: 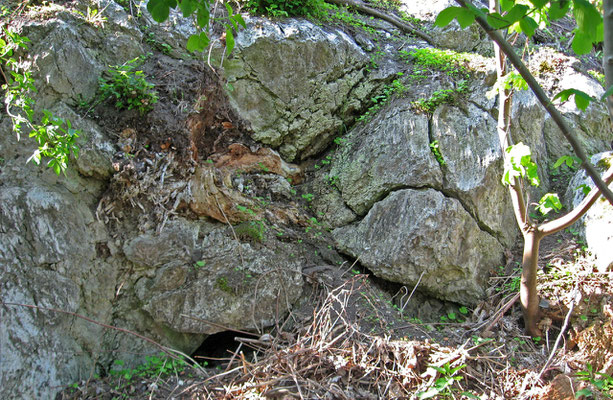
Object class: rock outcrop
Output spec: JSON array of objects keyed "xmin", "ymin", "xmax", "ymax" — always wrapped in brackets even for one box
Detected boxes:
[{"xmin": 2, "ymin": 1, "xmax": 613, "ymax": 398}]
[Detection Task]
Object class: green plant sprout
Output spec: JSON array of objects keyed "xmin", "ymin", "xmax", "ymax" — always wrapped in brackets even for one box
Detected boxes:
[
  {"xmin": 98, "ymin": 56, "xmax": 158, "ymax": 114},
  {"xmin": 417, "ymin": 363, "xmax": 477, "ymax": 399},
  {"xmin": 357, "ymin": 78, "xmax": 406, "ymax": 122},
  {"xmin": 429, "ymin": 140, "xmax": 446, "ymax": 166}
]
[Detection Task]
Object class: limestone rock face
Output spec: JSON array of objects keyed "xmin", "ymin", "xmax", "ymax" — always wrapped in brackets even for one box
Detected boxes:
[
  {"xmin": 565, "ymin": 152, "xmax": 613, "ymax": 272},
  {"xmin": 333, "ymin": 189, "xmax": 504, "ymax": 305},
  {"xmin": 432, "ymin": 104, "xmax": 517, "ymax": 247},
  {"xmin": 328, "ymin": 100, "xmax": 443, "ymax": 216},
  {"xmin": 137, "ymin": 228, "xmax": 304, "ymax": 334},
  {"xmin": 0, "ymin": 185, "xmax": 114, "ymax": 399},
  {"xmin": 224, "ymin": 18, "xmax": 395, "ymax": 161}
]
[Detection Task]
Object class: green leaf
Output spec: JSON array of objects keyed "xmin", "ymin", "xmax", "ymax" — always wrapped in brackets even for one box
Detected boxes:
[
  {"xmin": 186, "ymin": 32, "xmax": 209, "ymax": 52},
  {"xmin": 196, "ymin": 3, "xmax": 210, "ymax": 28},
  {"xmin": 501, "ymin": 0, "xmax": 515, "ymax": 12},
  {"xmin": 554, "ymin": 88, "xmax": 595, "ymax": 110},
  {"xmin": 529, "ymin": 0, "xmax": 548, "ymax": 8},
  {"xmin": 178, "ymin": 0, "xmax": 197, "ymax": 17},
  {"xmin": 233, "ymin": 13, "xmax": 247, "ymax": 29},
  {"xmin": 503, "ymin": 143, "xmax": 540, "ymax": 187},
  {"xmin": 572, "ymin": 30, "xmax": 594, "ymax": 55},
  {"xmin": 576, "ymin": 183, "xmax": 591, "ymax": 196},
  {"xmin": 506, "ymin": 4, "xmax": 529, "ymax": 23},
  {"xmin": 225, "ymin": 27, "xmax": 235, "ymax": 55},
  {"xmin": 147, "ymin": 0, "xmax": 175, "ymax": 23},
  {"xmin": 549, "ymin": 0, "xmax": 571, "ymax": 20},
  {"xmin": 434, "ymin": 7, "xmax": 463, "ymax": 27},
  {"xmin": 456, "ymin": 7, "xmax": 476, "ymax": 28},
  {"xmin": 519, "ymin": 16, "xmax": 538, "ymax": 37},
  {"xmin": 537, "ymin": 193, "xmax": 563, "ymax": 215},
  {"xmin": 487, "ymin": 12, "xmax": 510, "ymax": 29}
]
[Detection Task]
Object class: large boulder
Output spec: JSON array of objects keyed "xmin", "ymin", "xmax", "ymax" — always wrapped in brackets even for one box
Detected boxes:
[
  {"xmin": 134, "ymin": 227, "xmax": 304, "ymax": 334},
  {"xmin": 328, "ymin": 100, "xmax": 443, "ymax": 216},
  {"xmin": 223, "ymin": 18, "xmax": 396, "ymax": 161},
  {"xmin": 334, "ymin": 188, "xmax": 504, "ymax": 305},
  {"xmin": 0, "ymin": 184, "xmax": 114, "ymax": 400},
  {"xmin": 432, "ymin": 103, "xmax": 517, "ymax": 246}
]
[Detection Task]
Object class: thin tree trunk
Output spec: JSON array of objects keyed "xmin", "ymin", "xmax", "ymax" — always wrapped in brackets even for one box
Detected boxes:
[{"xmin": 521, "ymin": 228, "xmax": 542, "ymax": 337}]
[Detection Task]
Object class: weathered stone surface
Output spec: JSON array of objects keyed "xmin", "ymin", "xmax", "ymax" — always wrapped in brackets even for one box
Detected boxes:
[
  {"xmin": 223, "ymin": 18, "xmax": 392, "ymax": 161},
  {"xmin": 565, "ymin": 152, "xmax": 613, "ymax": 272},
  {"xmin": 23, "ymin": 4, "xmax": 144, "ymax": 107},
  {"xmin": 432, "ymin": 104, "xmax": 517, "ymax": 246},
  {"xmin": 123, "ymin": 219, "xmax": 200, "ymax": 269},
  {"xmin": 400, "ymin": 0, "xmax": 489, "ymax": 54},
  {"xmin": 334, "ymin": 189, "xmax": 504, "ymax": 305},
  {"xmin": 0, "ymin": 184, "xmax": 114, "ymax": 400},
  {"xmin": 328, "ymin": 100, "xmax": 443, "ymax": 216},
  {"xmin": 139, "ymin": 228, "xmax": 304, "ymax": 334}
]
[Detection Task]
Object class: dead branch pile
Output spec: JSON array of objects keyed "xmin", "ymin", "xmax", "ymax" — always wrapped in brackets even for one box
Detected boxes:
[{"xmin": 201, "ymin": 277, "xmax": 487, "ymax": 399}]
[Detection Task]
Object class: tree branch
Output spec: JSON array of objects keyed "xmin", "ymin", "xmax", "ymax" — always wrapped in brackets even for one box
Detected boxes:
[
  {"xmin": 539, "ymin": 164, "xmax": 613, "ymax": 236},
  {"xmin": 455, "ymin": 0, "xmax": 613, "ymax": 206},
  {"xmin": 325, "ymin": 0, "xmax": 435, "ymax": 45}
]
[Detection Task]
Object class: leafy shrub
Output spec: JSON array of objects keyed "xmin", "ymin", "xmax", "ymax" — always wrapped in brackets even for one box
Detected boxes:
[
  {"xmin": 245, "ymin": 0, "xmax": 327, "ymax": 17},
  {"xmin": 98, "ymin": 56, "xmax": 157, "ymax": 114}
]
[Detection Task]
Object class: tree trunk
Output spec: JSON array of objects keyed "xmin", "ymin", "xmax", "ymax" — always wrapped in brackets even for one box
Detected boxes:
[
  {"xmin": 521, "ymin": 228, "xmax": 542, "ymax": 337},
  {"xmin": 603, "ymin": 0, "xmax": 613, "ymax": 121}
]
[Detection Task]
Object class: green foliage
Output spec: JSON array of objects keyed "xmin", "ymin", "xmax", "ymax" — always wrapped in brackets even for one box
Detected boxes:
[
  {"xmin": 588, "ymin": 69, "xmax": 606, "ymax": 87},
  {"xmin": 429, "ymin": 140, "xmax": 446, "ymax": 166},
  {"xmin": 402, "ymin": 47, "xmax": 470, "ymax": 79},
  {"xmin": 575, "ymin": 363, "xmax": 613, "ymax": 398},
  {"xmin": 27, "ymin": 111, "xmax": 80, "ymax": 175},
  {"xmin": 327, "ymin": 8, "xmax": 377, "ymax": 35},
  {"xmin": 435, "ymin": 0, "xmax": 601, "ymax": 55},
  {"xmin": 417, "ymin": 363, "xmax": 477, "ymax": 399},
  {"xmin": 357, "ymin": 78, "xmax": 406, "ymax": 122},
  {"xmin": 302, "ymin": 193, "xmax": 314, "ymax": 202},
  {"xmin": 215, "ymin": 276, "xmax": 234, "ymax": 294},
  {"xmin": 553, "ymin": 154, "xmax": 582, "ymax": 170},
  {"xmin": 234, "ymin": 220, "xmax": 266, "ymax": 242},
  {"xmin": 110, "ymin": 353, "xmax": 190, "ymax": 381},
  {"xmin": 500, "ymin": 71, "xmax": 528, "ymax": 91},
  {"xmin": 147, "ymin": 0, "xmax": 245, "ymax": 54},
  {"xmin": 412, "ymin": 80, "xmax": 469, "ymax": 114},
  {"xmin": 98, "ymin": 56, "xmax": 158, "ymax": 114},
  {"xmin": 536, "ymin": 192, "xmax": 563, "ymax": 215},
  {"xmin": 502, "ymin": 143, "xmax": 540, "ymax": 187},
  {"xmin": 1, "ymin": 27, "xmax": 79, "ymax": 174},
  {"xmin": 245, "ymin": 0, "xmax": 327, "ymax": 18}
]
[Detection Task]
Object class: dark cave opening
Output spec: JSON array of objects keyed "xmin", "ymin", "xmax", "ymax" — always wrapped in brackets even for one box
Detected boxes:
[{"xmin": 191, "ymin": 330, "xmax": 258, "ymax": 367}]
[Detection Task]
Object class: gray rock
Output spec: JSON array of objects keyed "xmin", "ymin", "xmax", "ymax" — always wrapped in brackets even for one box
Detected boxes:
[
  {"xmin": 565, "ymin": 152, "xmax": 613, "ymax": 272},
  {"xmin": 334, "ymin": 189, "xmax": 504, "ymax": 305},
  {"xmin": 140, "ymin": 228, "xmax": 304, "ymax": 334},
  {"xmin": 0, "ymin": 184, "xmax": 112, "ymax": 400},
  {"xmin": 432, "ymin": 104, "xmax": 517, "ymax": 246},
  {"xmin": 328, "ymin": 100, "xmax": 443, "ymax": 216},
  {"xmin": 224, "ymin": 18, "xmax": 392, "ymax": 161},
  {"xmin": 123, "ymin": 219, "xmax": 200, "ymax": 269}
]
